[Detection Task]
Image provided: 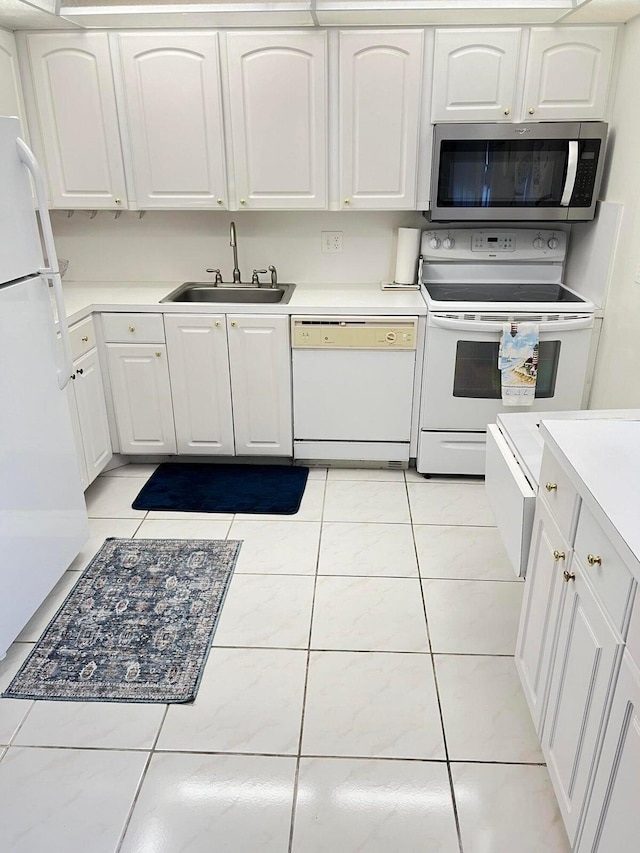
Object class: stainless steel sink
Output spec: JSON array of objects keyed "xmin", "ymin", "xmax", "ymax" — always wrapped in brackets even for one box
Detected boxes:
[{"xmin": 161, "ymin": 282, "xmax": 296, "ymax": 304}]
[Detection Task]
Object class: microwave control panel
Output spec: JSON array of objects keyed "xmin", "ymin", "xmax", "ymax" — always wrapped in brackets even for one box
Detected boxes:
[{"xmin": 421, "ymin": 229, "xmax": 567, "ymax": 262}]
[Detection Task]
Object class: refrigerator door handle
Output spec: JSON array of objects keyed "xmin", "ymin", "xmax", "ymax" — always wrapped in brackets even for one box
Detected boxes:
[{"xmin": 16, "ymin": 137, "xmax": 73, "ymax": 390}]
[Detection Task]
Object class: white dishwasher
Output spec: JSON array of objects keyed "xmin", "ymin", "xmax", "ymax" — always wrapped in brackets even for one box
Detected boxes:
[{"xmin": 291, "ymin": 316, "xmax": 418, "ymax": 465}]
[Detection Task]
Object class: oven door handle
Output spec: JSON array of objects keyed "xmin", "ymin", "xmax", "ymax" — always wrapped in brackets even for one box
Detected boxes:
[
  {"xmin": 429, "ymin": 315, "xmax": 594, "ymax": 333},
  {"xmin": 560, "ymin": 140, "xmax": 579, "ymax": 207}
]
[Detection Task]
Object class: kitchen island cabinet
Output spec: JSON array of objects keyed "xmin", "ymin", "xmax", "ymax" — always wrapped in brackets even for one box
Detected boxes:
[{"xmin": 513, "ymin": 419, "xmax": 639, "ymax": 850}]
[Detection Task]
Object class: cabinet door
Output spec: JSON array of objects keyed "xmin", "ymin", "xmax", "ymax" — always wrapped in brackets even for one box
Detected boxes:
[
  {"xmin": 542, "ymin": 558, "xmax": 623, "ymax": 844},
  {"xmin": 226, "ymin": 31, "xmax": 327, "ymax": 209},
  {"xmin": 26, "ymin": 33, "xmax": 127, "ymax": 209},
  {"xmin": 577, "ymin": 650, "xmax": 640, "ymax": 853},
  {"xmin": 522, "ymin": 27, "xmax": 617, "ymax": 121},
  {"xmin": 431, "ymin": 28, "xmax": 521, "ymax": 122},
  {"xmin": 165, "ymin": 315, "xmax": 234, "ymax": 455},
  {"xmin": 340, "ymin": 30, "xmax": 423, "ymax": 209},
  {"xmin": 516, "ymin": 499, "xmax": 568, "ymax": 731},
  {"xmin": 119, "ymin": 33, "xmax": 228, "ymax": 209},
  {"xmin": 0, "ymin": 30, "xmax": 28, "ymax": 136},
  {"xmin": 66, "ymin": 381, "xmax": 89, "ymax": 491},
  {"xmin": 73, "ymin": 348, "xmax": 112, "ymax": 484},
  {"xmin": 227, "ymin": 315, "xmax": 292, "ymax": 456},
  {"xmin": 106, "ymin": 343, "xmax": 176, "ymax": 454}
]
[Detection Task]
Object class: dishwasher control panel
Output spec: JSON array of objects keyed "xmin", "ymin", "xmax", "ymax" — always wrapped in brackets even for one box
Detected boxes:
[{"xmin": 292, "ymin": 317, "xmax": 418, "ymax": 350}]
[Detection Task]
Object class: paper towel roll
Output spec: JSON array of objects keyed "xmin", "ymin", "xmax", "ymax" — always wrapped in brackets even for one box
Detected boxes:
[{"xmin": 393, "ymin": 227, "xmax": 421, "ymax": 285}]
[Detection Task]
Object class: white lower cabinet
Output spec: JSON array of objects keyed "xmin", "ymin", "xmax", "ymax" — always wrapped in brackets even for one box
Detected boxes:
[
  {"xmin": 165, "ymin": 315, "xmax": 235, "ymax": 455},
  {"xmin": 516, "ymin": 498, "xmax": 568, "ymax": 731},
  {"xmin": 576, "ymin": 649, "xmax": 640, "ymax": 853},
  {"xmin": 541, "ymin": 557, "xmax": 623, "ymax": 842},
  {"xmin": 105, "ymin": 343, "xmax": 177, "ymax": 454},
  {"xmin": 71, "ymin": 348, "xmax": 113, "ymax": 486},
  {"xmin": 227, "ymin": 315, "xmax": 292, "ymax": 456},
  {"xmin": 515, "ymin": 444, "xmax": 638, "ymax": 850}
]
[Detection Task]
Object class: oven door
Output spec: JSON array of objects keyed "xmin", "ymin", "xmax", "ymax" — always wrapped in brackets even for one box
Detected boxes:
[{"xmin": 422, "ymin": 314, "xmax": 594, "ymax": 430}]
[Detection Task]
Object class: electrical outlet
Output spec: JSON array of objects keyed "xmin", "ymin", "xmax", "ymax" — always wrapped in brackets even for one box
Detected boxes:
[{"xmin": 322, "ymin": 231, "xmax": 343, "ymax": 254}]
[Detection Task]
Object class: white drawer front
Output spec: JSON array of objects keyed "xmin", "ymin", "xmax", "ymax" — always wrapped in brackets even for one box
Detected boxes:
[
  {"xmin": 101, "ymin": 312, "xmax": 165, "ymax": 343},
  {"xmin": 539, "ymin": 446, "xmax": 580, "ymax": 542},
  {"xmin": 575, "ymin": 503, "xmax": 635, "ymax": 634},
  {"xmin": 69, "ymin": 315, "xmax": 96, "ymax": 361}
]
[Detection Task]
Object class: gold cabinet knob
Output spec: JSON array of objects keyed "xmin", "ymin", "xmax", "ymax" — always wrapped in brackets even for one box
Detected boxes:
[
  {"xmin": 545, "ymin": 482, "xmax": 558, "ymax": 492},
  {"xmin": 155, "ymin": 351, "xmax": 161, "ymax": 357},
  {"xmin": 504, "ymin": 108, "xmax": 511, "ymax": 115},
  {"xmin": 215, "ymin": 321, "xmax": 221, "ymax": 328},
  {"xmin": 528, "ymin": 108, "xmax": 535, "ymax": 115},
  {"xmin": 240, "ymin": 199, "xmax": 246, "ymax": 206},
  {"xmin": 129, "ymin": 325, "xmax": 136, "ymax": 332},
  {"xmin": 553, "ymin": 550, "xmax": 566, "ymax": 561},
  {"xmin": 344, "ymin": 199, "xmax": 350, "ymax": 205},
  {"xmin": 217, "ymin": 198, "xmax": 223, "ymax": 206},
  {"xmin": 81, "ymin": 335, "xmax": 89, "ymax": 342},
  {"xmin": 587, "ymin": 554, "xmax": 602, "ymax": 567},
  {"xmin": 231, "ymin": 321, "xmax": 237, "ymax": 328},
  {"xmin": 563, "ymin": 570, "xmax": 576, "ymax": 582},
  {"xmin": 115, "ymin": 197, "xmax": 122, "ymax": 204}
]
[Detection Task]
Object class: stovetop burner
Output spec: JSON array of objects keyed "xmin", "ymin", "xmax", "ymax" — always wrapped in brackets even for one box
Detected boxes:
[{"xmin": 423, "ymin": 283, "xmax": 587, "ymax": 304}]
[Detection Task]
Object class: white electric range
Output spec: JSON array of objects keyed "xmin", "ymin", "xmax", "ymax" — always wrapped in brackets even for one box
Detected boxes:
[{"xmin": 417, "ymin": 228, "xmax": 595, "ymax": 475}]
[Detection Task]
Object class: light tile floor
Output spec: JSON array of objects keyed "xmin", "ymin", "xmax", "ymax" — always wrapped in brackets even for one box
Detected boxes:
[{"xmin": 0, "ymin": 465, "xmax": 571, "ymax": 853}]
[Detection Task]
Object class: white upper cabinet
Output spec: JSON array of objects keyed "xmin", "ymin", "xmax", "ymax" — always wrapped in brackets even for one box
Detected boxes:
[
  {"xmin": 432, "ymin": 28, "xmax": 521, "ymax": 122},
  {"xmin": 522, "ymin": 27, "xmax": 617, "ymax": 121},
  {"xmin": 226, "ymin": 31, "xmax": 328, "ymax": 209},
  {"xmin": 25, "ymin": 33, "xmax": 127, "ymax": 209},
  {"xmin": 340, "ymin": 30, "xmax": 423, "ymax": 209},
  {"xmin": 118, "ymin": 32, "xmax": 228, "ymax": 209},
  {"xmin": 0, "ymin": 30, "xmax": 27, "ymax": 136}
]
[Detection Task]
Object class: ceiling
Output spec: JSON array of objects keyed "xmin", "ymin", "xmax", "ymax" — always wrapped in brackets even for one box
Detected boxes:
[{"xmin": 1, "ymin": 0, "xmax": 639, "ymax": 31}]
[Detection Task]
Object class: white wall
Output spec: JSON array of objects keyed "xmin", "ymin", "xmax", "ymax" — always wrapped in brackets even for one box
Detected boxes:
[
  {"xmin": 51, "ymin": 209, "xmax": 425, "ymax": 286},
  {"xmin": 590, "ymin": 16, "xmax": 640, "ymax": 408}
]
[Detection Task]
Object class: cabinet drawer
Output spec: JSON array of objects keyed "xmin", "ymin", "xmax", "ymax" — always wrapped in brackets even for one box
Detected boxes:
[
  {"xmin": 539, "ymin": 447, "xmax": 580, "ymax": 542},
  {"xmin": 575, "ymin": 503, "xmax": 635, "ymax": 634},
  {"xmin": 69, "ymin": 316, "xmax": 96, "ymax": 361},
  {"xmin": 101, "ymin": 312, "xmax": 165, "ymax": 343}
]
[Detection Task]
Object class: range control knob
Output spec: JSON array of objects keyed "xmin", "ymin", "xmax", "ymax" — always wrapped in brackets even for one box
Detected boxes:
[
  {"xmin": 429, "ymin": 236, "xmax": 441, "ymax": 249},
  {"xmin": 547, "ymin": 237, "xmax": 559, "ymax": 250},
  {"xmin": 442, "ymin": 237, "xmax": 455, "ymax": 250},
  {"xmin": 385, "ymin": 331, "xmax": 397, "ymax": 343},
  {"xmin": 532, "ymin": 237, "xmax": 545, "ymax": 250}
]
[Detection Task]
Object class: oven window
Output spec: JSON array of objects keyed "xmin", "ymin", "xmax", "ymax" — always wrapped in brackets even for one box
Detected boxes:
[
  {"xmin": 453, "ymin": 340, "xmax": 561, "ymax": 398},
  {"xmin": 438, "ymin": 140, "xmax": 570, "ymax": 208}
]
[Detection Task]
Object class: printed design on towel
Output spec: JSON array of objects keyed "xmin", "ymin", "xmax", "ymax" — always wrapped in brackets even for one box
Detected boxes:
[{"xmin": 498, "ymin": 322, "xmax": 539, "ymax": 407}]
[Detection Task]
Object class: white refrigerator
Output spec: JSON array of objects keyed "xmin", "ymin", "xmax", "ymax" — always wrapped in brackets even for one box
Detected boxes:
[{"xmin": 0, "ymin": 116, "xmax": 88, "ymax": 660}]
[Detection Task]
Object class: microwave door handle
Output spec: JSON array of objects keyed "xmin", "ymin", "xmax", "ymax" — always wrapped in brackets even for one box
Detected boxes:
[
  {"xmin": 560, "ymin": 140, "xmax": 579, "ymax": 206},
  {"xmin": 429, "ymin": 315, "xmax": 593, "ymax": 333}
]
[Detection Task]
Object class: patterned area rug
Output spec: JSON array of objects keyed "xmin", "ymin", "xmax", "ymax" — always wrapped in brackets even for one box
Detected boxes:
[{"xmin": 2, "ymin": 538, "xmax": 241, "ymax": 703}]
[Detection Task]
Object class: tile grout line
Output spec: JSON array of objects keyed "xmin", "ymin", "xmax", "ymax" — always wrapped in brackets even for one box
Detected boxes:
[
  {"xmin": 114, "ymin": 704, "xmax": 170, "ymax": 853},
  {"xmin": 287, "ymin": 473, "xmax": 328, "ymax": 853},
  {"xmin": 405, "ymin": 474, "xmax": 465, "ymax": 853}
]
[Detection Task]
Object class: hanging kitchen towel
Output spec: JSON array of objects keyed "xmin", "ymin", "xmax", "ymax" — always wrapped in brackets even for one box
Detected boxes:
[{"xmin": 498, "ymin": 322, "xmax": 539, "ymax": 406}]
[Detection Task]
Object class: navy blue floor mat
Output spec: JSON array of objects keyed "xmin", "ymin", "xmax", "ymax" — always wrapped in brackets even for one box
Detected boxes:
[{"xmin": 132, "ymin": 463, "xmax": 309, "ymax": 515}]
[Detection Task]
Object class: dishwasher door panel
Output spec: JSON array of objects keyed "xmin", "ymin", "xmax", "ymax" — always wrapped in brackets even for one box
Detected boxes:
[{"xmin": 292, "ymin": 349, "xmax": 416, "ymax": 442}]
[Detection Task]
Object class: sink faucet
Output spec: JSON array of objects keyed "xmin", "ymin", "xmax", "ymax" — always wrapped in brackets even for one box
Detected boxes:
[{"xmin": 230, "ymin": 221, "xmax": 241, "ymax": 283}]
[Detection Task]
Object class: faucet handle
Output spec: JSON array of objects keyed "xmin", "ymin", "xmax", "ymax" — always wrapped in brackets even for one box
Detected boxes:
[
  {"xmin": 206, "ymin": 268, "xmax": 223, "ymax": 285},
  {"xmin": 252, "ymin": 269, "xmax": 268, "ymax": 285},
  {"xmin": 268, "ymin": 265, "xmax": 278, "ymax": 287}
]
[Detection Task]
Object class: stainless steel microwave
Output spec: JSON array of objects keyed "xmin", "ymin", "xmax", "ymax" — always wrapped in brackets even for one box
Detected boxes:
[{"xmin": 428, "ymin": 122, "xmax": 607, "ymax": 222}]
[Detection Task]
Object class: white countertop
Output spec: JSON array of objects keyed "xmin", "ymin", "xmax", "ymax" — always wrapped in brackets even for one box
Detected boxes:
[
  {"xmin": 497, "ymin": 409, "xmax": 640, "ymax": 488},
  {"xmin": 540, "ymin": 419, "xmax": 640, "ymax": 579},
  {"xmin": 57, "ymin": 281, "xmax": 428, "ymax": 325}
]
